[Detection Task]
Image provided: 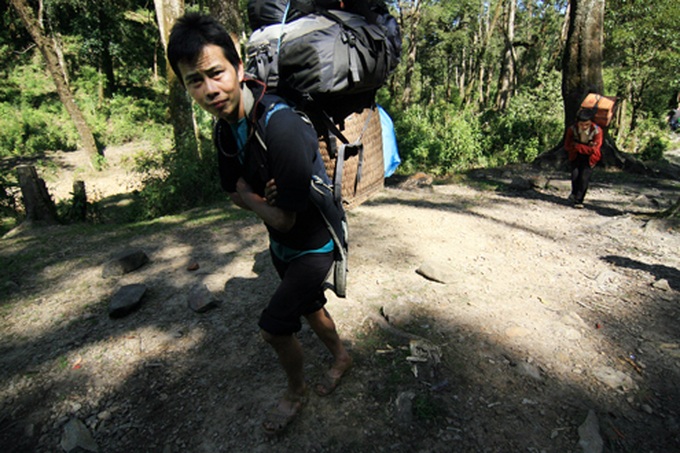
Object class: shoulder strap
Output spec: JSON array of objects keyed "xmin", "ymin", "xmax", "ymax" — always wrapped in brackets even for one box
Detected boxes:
[{"xmin": 252, "ymin": 96, "xmax": 292, "ymax": 151}]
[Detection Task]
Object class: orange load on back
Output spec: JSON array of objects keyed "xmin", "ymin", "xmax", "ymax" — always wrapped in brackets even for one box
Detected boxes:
[{"xmin": 581, "ymin": 93, "xmax": 617, "ymax": 127}]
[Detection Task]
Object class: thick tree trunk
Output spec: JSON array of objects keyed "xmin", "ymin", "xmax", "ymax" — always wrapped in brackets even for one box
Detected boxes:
[
  {"xmin": 154, "ymin": 0, "xmax": 200, "ymax": 161},
  {"xmin": 400, "ymin": 0, "xmax": 423, "ymax": 106},
  {"xmin": 98, "ymin": 6, "xmax": 116, "ymax": 98},
  {"xmin": 209, "ymin": 0, "xmax": 242, "ymax": 43},
  {"xmin": 561, "ymin": 0, "xmax": 604, "ymax": 126},
  {"xmin": 16, "ymin": 165, "xmax": 59, "ymax": 225},
  {"xmin": 534, "ymin": 0, "xmax": 638, "ymax": 172},
  {"xmin": 10, "ymin": 0, "xmax": 100, "ymax": 160}
]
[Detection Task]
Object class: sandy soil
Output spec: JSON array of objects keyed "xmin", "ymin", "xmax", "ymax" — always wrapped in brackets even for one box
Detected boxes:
[{"xmin": 1, "ymin": 139, "xmax": 679, "ymax": 452}]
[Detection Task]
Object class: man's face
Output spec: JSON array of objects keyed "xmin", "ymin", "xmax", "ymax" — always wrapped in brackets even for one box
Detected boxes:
[
  {"xmin": 577, "ymin": 119, "xmax": 592, "ymax": 130},
  {"xmin": 178, "ymin": 44, "xmax": 244, "ymax": 123}
]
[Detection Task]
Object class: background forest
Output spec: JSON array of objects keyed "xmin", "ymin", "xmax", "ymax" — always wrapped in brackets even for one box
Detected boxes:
[{"xmin": 1, "ymin": 0, "xmax": 679, "ymax": 233}]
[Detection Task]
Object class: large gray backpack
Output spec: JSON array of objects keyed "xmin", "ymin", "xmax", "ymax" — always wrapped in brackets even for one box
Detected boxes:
[{"xmin": 246, "ymin": 7, "xmax": 400, "ymax": 97}]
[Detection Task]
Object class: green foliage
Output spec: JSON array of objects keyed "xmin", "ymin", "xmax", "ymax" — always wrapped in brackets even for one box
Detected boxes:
[
  {"xmin": 0, "ymin": 171, "xmax": 19, "ymax": 235},
  {"xmin": 102, "ymin": 93, "xmax": 170, "ymax": 146},
  {"xmin": 620, "ymin": 115, "xmax": 669, "ymax": 159},
  {"xmin": 0, "ymin": 55, "xmax": 79, "ymax": 156},
  {"xmin": 481, "ymin": 71, "xmax": 564, "ymax": 166},
  {"xmin": 605, "ymin": 0, "xmax": 680, "ymax": 118},
  {"xmin": 634, "ymin": 115, "xmax": 670, "ymax": 161},
  {"xmin": 0, "ymin": 101, "xmax": 79, "ymax": 157},
  {"xmin": 134, "ymin": 120, "xmax": 222, "ymax": 219},
  {"xmin": 394, "ymin": 102, "xmax": 484, "ymax": 175},
  {"xmin": 391, "ymin": 69, "xmax": 564, "ymax": 175},
  {"xmin": 136, "ymin": 155, "xmax": 222, "ymax": 219},
  {"xmin": 640, "ymin": 135, "xmax": 668, "ymax": 162},
  {"xmin": 0, "ymin": 56, "xmax": 168, "ymax": 157}
]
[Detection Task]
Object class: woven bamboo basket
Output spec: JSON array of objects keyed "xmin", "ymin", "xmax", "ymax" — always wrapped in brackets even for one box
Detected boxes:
[{"xmin": 317, "ymin": 105, "xmax": 384, "ymax": 209}]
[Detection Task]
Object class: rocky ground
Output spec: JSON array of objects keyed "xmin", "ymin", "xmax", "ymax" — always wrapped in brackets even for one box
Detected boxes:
[{"xmin": 1, "ymin": 138, "xmax": 679, "ymax": 452}]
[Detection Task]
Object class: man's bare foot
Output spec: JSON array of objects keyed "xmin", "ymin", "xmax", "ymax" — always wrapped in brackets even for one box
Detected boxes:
[
  {"xmin": 315, "ymin": 355, "xmax": 353, "ymax": 396},
  {"xmin": 262, "ymin": 387, "xmax": 308, "ymax": 436}
]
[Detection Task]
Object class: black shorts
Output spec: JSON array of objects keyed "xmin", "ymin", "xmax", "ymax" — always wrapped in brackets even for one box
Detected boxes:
[{"xmin": 258, "ymin": 250, "xmax": 334, "ymax": 335}]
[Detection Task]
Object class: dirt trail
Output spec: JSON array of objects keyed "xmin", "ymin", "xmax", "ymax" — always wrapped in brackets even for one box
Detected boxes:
[{"xmin": 1, "ymin": 142, "xmax": 679, "ymax": 452}]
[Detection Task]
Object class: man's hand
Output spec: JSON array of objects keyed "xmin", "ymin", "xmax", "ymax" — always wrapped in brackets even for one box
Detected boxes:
[
  {"xmin": 234, "ymin": 177, "xmax": 295, "ymax": 232},
  {"xmin": 264, "ymin": 179, "xmax": 278, "ymax": 206},
  {"xmin": 236, "ymin": 177, "xmax": 254, "ymax": 198}
]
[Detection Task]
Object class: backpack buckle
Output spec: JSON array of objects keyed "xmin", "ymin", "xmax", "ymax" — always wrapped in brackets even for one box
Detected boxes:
[{"xmin": 341, "ymin": 142, "xmax": 362, "ymax": 160}]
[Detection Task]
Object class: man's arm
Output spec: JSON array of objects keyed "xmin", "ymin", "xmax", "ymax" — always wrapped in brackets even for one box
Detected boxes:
[
  {"xmin": 591, "ymin": 126, "xmax": 604, "ymax": 150},
  {"xmin": 231, "ymin": 177, "xmax": 296, "ymax": 232}
]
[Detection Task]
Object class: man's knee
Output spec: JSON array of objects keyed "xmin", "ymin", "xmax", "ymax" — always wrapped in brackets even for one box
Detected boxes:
[
  {"xmin": 304, "ymin": 307, "xmax": 329, "ymax": 322},
  {"xmin": 261, "ymin": 329, "xmax": 290, "ymax": 345}
]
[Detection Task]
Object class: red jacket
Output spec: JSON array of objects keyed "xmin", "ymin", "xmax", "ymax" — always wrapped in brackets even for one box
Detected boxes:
[{"xmin": 565, "ymin": 123, "xmax": 603, "ymax": 167}]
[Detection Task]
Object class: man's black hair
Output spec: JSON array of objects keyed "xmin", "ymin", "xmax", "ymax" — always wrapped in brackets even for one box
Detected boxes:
[
  {"xmin": 167, "ymin": 13, "xmax": 241, "ymax": 85},
  {"xmin": 576, "ymin": 108, "xmax": 596, "ymax": 122}
]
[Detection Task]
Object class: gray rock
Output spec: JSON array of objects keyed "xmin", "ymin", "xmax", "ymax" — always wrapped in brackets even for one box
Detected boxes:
[
  {"xmin": 505, "ymin": 326, "xmax": 531, "ymax": 338},
  {"xmin": 381, "ymin": 300, "xmax": 415, "ymax": 327},
  {"xmin": 531, "ymin": 175, "xmax": 550, "ymax": 189},
  {"xmin": 577, "ymin": 410, "xmax": 603, "ymax": 453},
  {"xmin": 395, "ymin": 391, "xmax": 416, "ymax": 426},
  {"xmin": 510, "ymin": 177, "xmax": 534, "ymax": 190},
  {"xmin": 397, "ymin": 172, "xmax": 434, "ymax": 189},
  {"xmin": 108, "ymin": 284, "xmax": 147, "ymax": 318},
  {"xmin": 61, "ymin": 418, "xmax": 99, "ymax": 452},
  {"xmin": 632, "ymin": 194, "xmax": 660, "ymax": 209},
  {"xmin": 416, "ymin": 261, "xmax": 456, "ymax": 284},
  {"xmin": 652, "ymin": 279, "xmax": 671, "ymax": 291},
  {"xmin": 102, "ymin": 249, "xmax": 149, "ymax": 278},
  {"xmin": 187, "ymin": 284, "xmax": 220, "ymax": 313},
  {"xmin": 592, "ymin": 366, "xmax": 635, "ymax": 391},
  {"xmin": 517, "ymin": 362, "xmax": 542, "ymax": 381}
]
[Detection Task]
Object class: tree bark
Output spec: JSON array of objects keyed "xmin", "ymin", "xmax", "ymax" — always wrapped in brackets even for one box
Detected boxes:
[
  {"xmin": 495, "ymin": 0, "xmax": 516, "ymax": 111},
  {"xmin": 400, "ymin": 0, "xmax": 423, "ymax": 106},
  {"xmin": 464, "ymin": 0, "xmax": 503, "ymax": 106},
  {"xmin": 154, "ymin": 0, "xmax": 200, "ymax": 161},
  {"xmin": 534, "ymin": 0, "xmax": 641, "ymax": 172},
  {"xmin": 664, "ymin": 197, "xmax": 680, "ymax": 219},
  {"xmin": 93, "ymin": 4, "xmax": 117, "ymax": 99},
  {"xmin": 561, "ymin": 0, "xmax": 604, "ymax": 127},
  {"xmin": 209, "ymin": 0, "xmax": 242, "ymax": 43},
  {"xmin": 10, "ymin": 0, "xmax": 100, "ymax": 160},
  {"xmin": 16, "ymin": 165, "xmax": 59, "ymax": 225},
  {"xmin": 70, "ymin": 180, "xmax": 87, "ymax": 222}
]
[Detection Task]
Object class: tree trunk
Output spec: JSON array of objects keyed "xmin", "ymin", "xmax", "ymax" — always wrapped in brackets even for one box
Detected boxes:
[
  {"xmin": 400, "ymin": 0, "xmax": 423, "ymax": 106},
  {"xmin": 70, "ymin": 180, "xmax": 87, "ymax": 222},
  {"xmin": 495, "ymin": 0, "xmax": 516, "ymax": 111},
  {"xmin": 464, "ymin": 0, "xmax": 502, "ymax": 106},
  {"xmin": 154, "ymin": 0, "xmax": 200, "ymax": 161},
  {"xmin": 457, "ymin": 48, "xmax": 466, "ymax": 101},
  {"xmin": 10, "ymin": 0, "xmax": 100, "ymax": 160},
  {"xmin": 16, "ymin": 165, "xmax": 59, "ymax": 226},
  {"xmin": 534, "ymin": 0, "xmax": 641, "ymax": 172},
  {"xmin": 98, "ymin": 5, "xmax": 116, "ymax": 98},
  {"xmin": 561, "ymin": 0, "xmax": 604, "ymax": 127},
  {"xmin": 664, "ymin": 197, "xmax": 680, "ymax": 219},
  {"xmin": 209, "ymin": 0, "xmax": 242, "ymax": 44}
]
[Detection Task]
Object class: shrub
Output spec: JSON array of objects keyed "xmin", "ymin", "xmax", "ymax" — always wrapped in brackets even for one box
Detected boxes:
[
  {"xmin": 103, "ymin": 94, "xmax": 169, "ymax": 145},
  {"xmin": 481, "ymin": 71, "xmax": 563, "ymax": 166},
  {"xmin": 134, "ymin": 122, "xmax": 222, "ymax": 219},
  {"xmin": 0, "ymin": 101, "xmax": 78, "ymax": 157},
  {"xmin": 640, "ymin": 134, "xmax": 668, "ymax": 161},
  {"xmin": 394, "ymin": 103, "xmax": 484, "ymax": 175}
]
